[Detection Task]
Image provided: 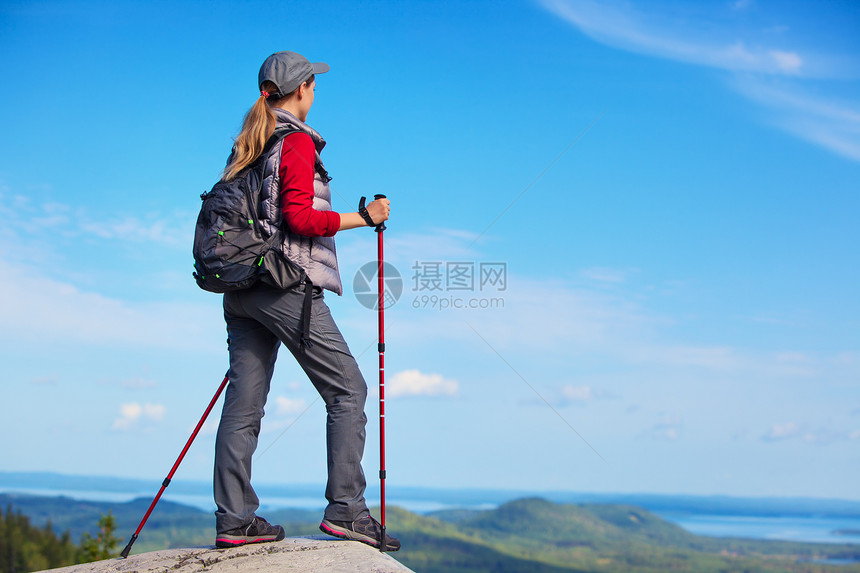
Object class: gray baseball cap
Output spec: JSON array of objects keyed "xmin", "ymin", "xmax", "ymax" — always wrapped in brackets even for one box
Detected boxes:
[{"xmin": 258, "ymin": 51, "xmax": 329, "ymax": 98}]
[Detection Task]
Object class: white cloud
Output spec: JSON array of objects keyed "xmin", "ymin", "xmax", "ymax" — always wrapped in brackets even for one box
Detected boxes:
[
  {"xmin": 388, "ymin": 369, "xmax": 459, "ymax": 398},
  {"xmin": 275, "ymin": 396, "xmax": 308, "ymax": 416},
  {"xmin": 114, "ymin": 403, "xmax": 143, "ymax": 429},
  {"xmin": 112, "ymin": 402, "xmax": 166, "ymax": 431}
]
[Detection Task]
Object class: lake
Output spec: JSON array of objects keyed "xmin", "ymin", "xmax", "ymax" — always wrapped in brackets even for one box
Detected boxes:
[{"xmin": 656, "ymin": 512, "xmax": 860, "ymax": 544}]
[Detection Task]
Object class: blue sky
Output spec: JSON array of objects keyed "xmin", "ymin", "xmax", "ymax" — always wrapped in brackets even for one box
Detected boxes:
[{"xmin": 1, "ymin": 0, "xmax": 858, "ymax": 504}]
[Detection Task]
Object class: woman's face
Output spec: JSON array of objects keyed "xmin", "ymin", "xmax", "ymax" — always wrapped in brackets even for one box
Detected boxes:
[{"xmin": 298, "ymin": 79, "xmax": 315, "ymax": 121}]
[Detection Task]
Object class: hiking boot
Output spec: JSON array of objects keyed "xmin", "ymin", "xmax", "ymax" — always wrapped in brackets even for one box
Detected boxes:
[
  {"xmin": 319, "ymin": 513, "xmax": 401, "ymax": 551},
  {"xmin": 215, "ymin": 515, "xmax": 286, "ymax": 548}
]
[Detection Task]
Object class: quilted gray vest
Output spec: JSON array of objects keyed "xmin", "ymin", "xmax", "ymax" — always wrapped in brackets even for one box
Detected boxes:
[{"xmin": 258, "ymin": 108, "xmax": 342, "ymax": 295}]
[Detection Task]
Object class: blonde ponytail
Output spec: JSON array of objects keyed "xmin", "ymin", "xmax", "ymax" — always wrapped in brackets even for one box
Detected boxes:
[
  {"xmin": 222, "ymin": 75, "xmax": 314, "ymax": 181},
  {"xmin": 223, "ymin": 84, "xmax": 279, "ymax": 181}
]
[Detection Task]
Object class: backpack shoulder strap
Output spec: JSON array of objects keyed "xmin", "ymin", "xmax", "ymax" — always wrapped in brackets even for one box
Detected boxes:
[{"xmin": 264, "ymin": 125, "xmax": 302, "ymax": 153}]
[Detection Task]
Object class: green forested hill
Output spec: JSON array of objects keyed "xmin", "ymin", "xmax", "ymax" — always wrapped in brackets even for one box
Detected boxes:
[
  {"xmin": 389, "ymin": 498, "xmax": 860, "ymax": 572},
  {"xmin": 2, "ymin": 494, "xmax": 859, "ymax": 572}
]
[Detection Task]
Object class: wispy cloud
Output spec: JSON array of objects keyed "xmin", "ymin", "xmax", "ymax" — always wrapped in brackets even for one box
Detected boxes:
[
  {"xmin": 539, "ymin": 0, "xmax": 808, "ymax": 76},
  {"xmin": 120, "ymin": 378, "xmax": 159, "ymax": 389},
  {"xmin": 341, "ymin": 221, "xmax": 852, "ymax": 385},
  {"xmin": 537, "ymin": 0, "xmax": 860, "ymax": 162},
  {"xmin": 642, "ymin": 413, "xmax": 683, "ymax": 441},
  {"xmin": 562, "ymin": 384, "xmax": 597, "ymax": 402},
  {"xmin": 556, "ymin": 383, "xmax": 619, "ymax": 406},
  {"xmin": 0, "ymin": 192, "xmax": 190, "ymax": 250},
  {"xmin": 396, "ymin": 272, "xmax": 828, "ymax": 379},
  {"xmin": 0, "ymin": 258, "xmax": 222, "ymax": 352},
  {"xmin": 733, "ymin": 77, "xmax": 860, "ymax": 161},
  {"xmin": 581, "ymin": 266, "xmax": 637, "ymax": 284},
  {"xmin": 337, "ymin": 226, "xmax": 486, "ymax": 274},
  {"xmin": 763, "ymin": 421, "xmax": 802, "ymax": 441},
  {"xmin": 762, "ymin": 422, "xmax": 858, "ymax": 444},
  {"xmin": 79, "ymin": 217, "xmax": 187, "ymax": 247}
]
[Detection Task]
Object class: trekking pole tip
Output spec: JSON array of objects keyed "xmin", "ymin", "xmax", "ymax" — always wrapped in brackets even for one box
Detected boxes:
[
  {"xmin": 379, "ymin": 525, "xmax": 388, "ymax": 553},
  {"xmin": 120, "ymin": 534, "xmax": 137, "ymax": 558}
]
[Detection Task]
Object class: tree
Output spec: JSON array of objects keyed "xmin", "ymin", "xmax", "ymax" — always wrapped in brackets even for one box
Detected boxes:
[
  {"xmin": 78, "ymin": 512, "xmax": 119, "ymax": 562},
  {"xmin": 0, "ymin": 505, "xmax": 78, "ymax": 573}
]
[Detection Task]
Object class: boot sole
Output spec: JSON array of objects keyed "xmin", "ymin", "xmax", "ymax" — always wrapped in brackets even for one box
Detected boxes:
[{"xmin": 215, "ymin": 528, "xmax": 285, "ymax": 548}]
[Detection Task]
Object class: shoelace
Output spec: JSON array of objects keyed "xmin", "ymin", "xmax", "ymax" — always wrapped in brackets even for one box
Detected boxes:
[
  {"xmin": 247, "ymin": 516, "xmax": 270, "ymax": 534},
  {"xmin": 357, "ymin": 515, "xmax": 387, "ymax": 537}
]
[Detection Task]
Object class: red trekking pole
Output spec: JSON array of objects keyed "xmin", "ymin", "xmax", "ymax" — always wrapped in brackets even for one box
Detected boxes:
[
  {"xmin": 373, "ymin": 193, "xmax": 388, "ymax": 552},
  {"xmin": 120, "ymin": 374, "xmax": 230, "ymax": 558}
]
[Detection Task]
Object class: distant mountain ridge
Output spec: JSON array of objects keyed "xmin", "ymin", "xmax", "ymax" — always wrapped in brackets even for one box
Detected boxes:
[
  {"xmin": 3, "ymin": 491, "xmax": 859, "ymax": 572},
  {"xmin": 3, "ymin": 470, "xmax": 860, "ymax": 518}
]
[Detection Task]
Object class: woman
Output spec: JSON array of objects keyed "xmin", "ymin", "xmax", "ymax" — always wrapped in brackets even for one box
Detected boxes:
[{"xmin": 212, "ymin": 51, "xmax": 399, "ymax": 552}]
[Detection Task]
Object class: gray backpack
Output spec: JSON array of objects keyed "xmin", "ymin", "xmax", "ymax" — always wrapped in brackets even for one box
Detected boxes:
[{"xmin": 193, "ymin": 126, "xmax": 315, "ymax": 347}]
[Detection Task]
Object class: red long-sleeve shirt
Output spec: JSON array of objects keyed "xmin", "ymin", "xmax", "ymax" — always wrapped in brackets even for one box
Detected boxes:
[{"xmin": 279, "ymin": 132, "xmax": 340, "ymax": 237}]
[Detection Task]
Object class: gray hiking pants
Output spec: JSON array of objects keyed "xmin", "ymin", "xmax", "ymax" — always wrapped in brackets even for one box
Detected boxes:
[{"xmin": 214, "ymin": 283, "xmax": 369, "ymax": 533}]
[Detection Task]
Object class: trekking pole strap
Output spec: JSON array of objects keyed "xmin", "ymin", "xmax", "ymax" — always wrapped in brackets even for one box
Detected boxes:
[
  {"xmin": 299, "ymin": 277, "xmax": 314, "ymax": 350},
  {"xmin": 358, "ymin": 195, "xmax": 387, "ymax": 232},
  {"xmin": 357, "ymin": 196, "xmax": 377, "ymax": 228}
]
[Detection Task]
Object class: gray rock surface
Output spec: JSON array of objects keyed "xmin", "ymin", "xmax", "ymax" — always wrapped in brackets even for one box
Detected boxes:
[{"xmin": 40, "ymin": 536, "xmax": 414, "ymax": 573}]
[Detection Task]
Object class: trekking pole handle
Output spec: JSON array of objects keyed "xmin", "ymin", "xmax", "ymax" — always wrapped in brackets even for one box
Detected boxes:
[{"xmin": 373, "ymin": 194, "xmax": 387, "ymax": 232}]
